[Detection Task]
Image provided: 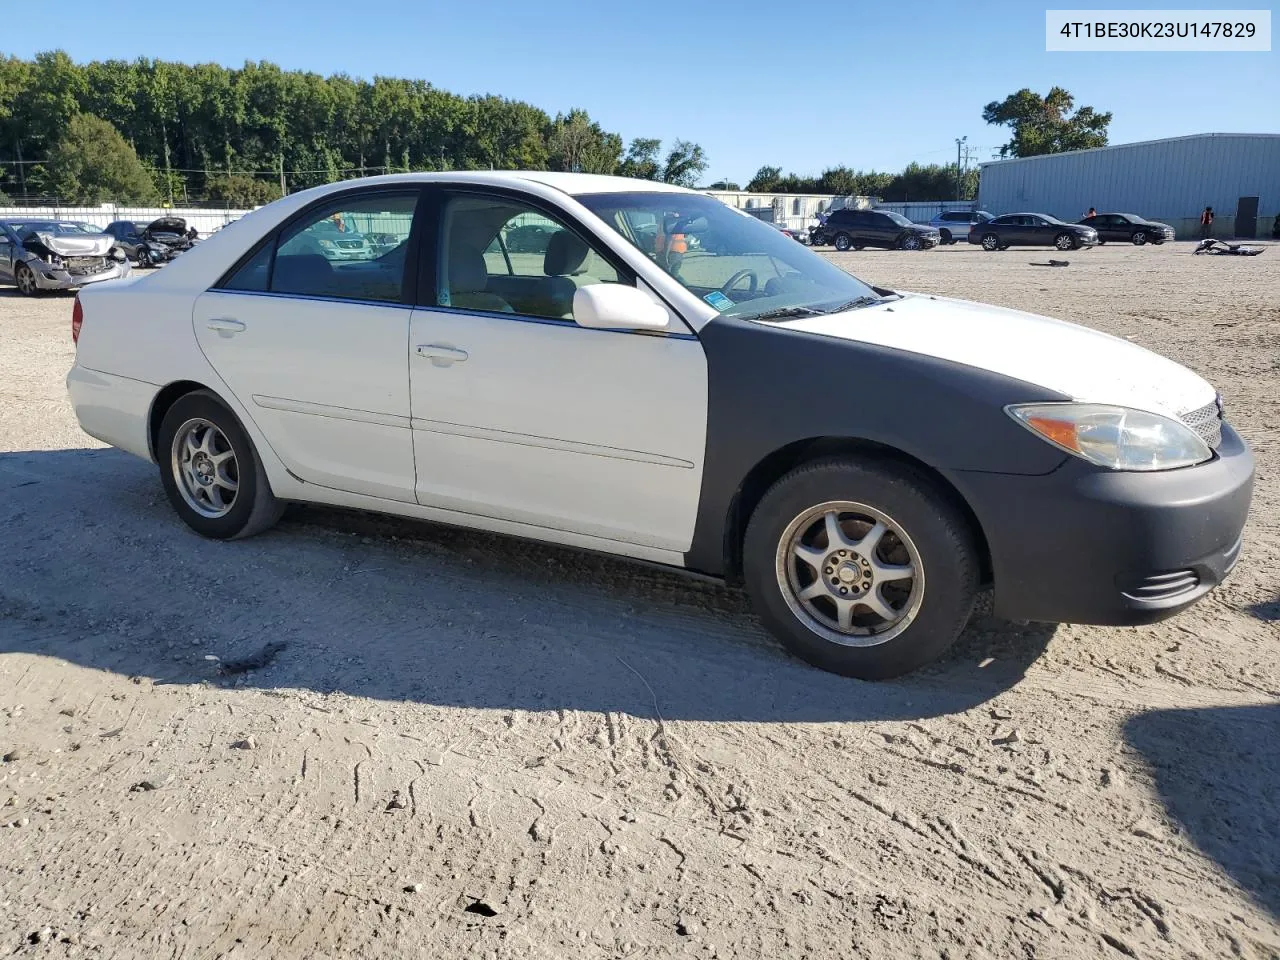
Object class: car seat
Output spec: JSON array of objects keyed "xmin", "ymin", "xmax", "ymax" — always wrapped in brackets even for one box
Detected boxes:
[
  {"xmin": 448, "ymin": 246, "xmax": 514, "ymax": 313},
  {"xmin": 541, "ymin": 231, "xmax": 592, "ymax": 318}
]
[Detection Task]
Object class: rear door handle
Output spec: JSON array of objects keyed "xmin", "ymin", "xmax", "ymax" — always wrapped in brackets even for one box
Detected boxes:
[
  {"xmin": 207, "ymin": 318, "xmax": 246, "ymax": 336},
  {"xmin": 416, "ymin": 344, "xmax": 469, "ymax": 365}
]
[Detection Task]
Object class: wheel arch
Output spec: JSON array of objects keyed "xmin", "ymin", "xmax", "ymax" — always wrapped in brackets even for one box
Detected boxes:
[
  {"xmin": 147, "ymin": 379, "xmax": 220, "ymax": 461},
  {"xmin": 719, "ymin": 436, "xmax": 992, "ymax": 587}
]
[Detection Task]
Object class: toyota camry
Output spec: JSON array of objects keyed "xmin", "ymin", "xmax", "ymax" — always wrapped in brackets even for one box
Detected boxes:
[{"xmin": 66, "ymin": 172, "xmax": 1254, "ymax": 679}]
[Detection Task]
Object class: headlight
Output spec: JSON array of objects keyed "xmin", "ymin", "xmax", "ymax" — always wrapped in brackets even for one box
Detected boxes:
[
  {"xmin": 1006, "ymin": 403, "xmax": 1211, "ymax": 471},
  {"xmin": 318, "ymin": 238, "xmax": 335, "ymax": 249}
]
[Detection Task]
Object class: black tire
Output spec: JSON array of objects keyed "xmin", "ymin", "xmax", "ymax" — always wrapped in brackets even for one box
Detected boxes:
[
  {"xmin": 900, "ymin": 234, "xmax": 922, "ymax": 251},
  {"xmin": 852, "ymin": 242, "xmax": 866, "ymax": 251},
  {"xmin": 980, "ymin": 233, "xmax": 1000, "ymax": 252},
  {"xmin": 157, "ymin": 390, "xmax": 284, "ymax": 540},
  {"xmin": 832, "ymin": 233, "xmax": 852, "ymax": 252},
  {"xmin": 1054, "ymin": 232, "xmax": 1078, "ymax": 251},
  {"xmin": 743, "ymin": 457, "xmax": 979, "ymax": 680},
  {"xmin": 1132, "ymin": 231, "xmax": 1147, "ymax": 246},
  {"xmin": 939, "ymin": 229, "xmax": 953, "ymax": 244},
  {"xmin": 1096, "ymin": 239, "xmax": 1106, "ymax": 245}
]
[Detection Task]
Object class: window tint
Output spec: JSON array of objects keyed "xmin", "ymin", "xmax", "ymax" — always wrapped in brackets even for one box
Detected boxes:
[
  {"xmin": 263, "ymin": 192, "xmax": 417, "ymax": 302},
  {"xmin": 991, "ymin": 215, "xmax": 1016, "ymax": 225},
  {"xmin": 223, "ymin": 242, "xmax": 273, "ymax": 292},
  {"xmin": 942, "ymin": 212, "xmax": 966, "ymax": 222},
  {"xmin": 440, "ymin": 195, "xmax": 622, "ymax": 320}
]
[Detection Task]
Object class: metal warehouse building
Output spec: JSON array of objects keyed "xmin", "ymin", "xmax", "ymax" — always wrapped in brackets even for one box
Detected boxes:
[{"xmin": 978, "ymin": 133, "xmax": 1280, "ymax": 239}]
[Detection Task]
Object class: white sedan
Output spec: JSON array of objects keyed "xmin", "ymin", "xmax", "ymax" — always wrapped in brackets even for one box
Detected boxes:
[{"xmin": 67, "ymin": 172, "xmax": 1254, "ymax": 679}]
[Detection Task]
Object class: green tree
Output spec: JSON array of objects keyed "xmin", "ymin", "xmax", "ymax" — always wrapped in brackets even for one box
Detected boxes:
[
  {"xmin": 661, "ymin": 140, "xmax": 707, "ymax": 187},
  {"xmin": 546, "ymin": 110, "xmax": 621, "ymax": 174},
  {"xmin": 706, "ymin": 180, "xmax": 741, "ymax": 191},
  {"xmin": 618, "ymin": 138, "xmax": 662, "ymax": 179},
  {"xmin": 41, "ymin": 114, "xmax": 160, "ymax": 203},
  {"xmin": 746, "ymin": 164, "xmax": 782, "ymax": 192},
  {"xmin": 204, "ymin": 172, "xmax": 280, "ymax": 207},
  {"xmin": 982, "ymin": 87, "xmax": 1111, "ymax": 158}
]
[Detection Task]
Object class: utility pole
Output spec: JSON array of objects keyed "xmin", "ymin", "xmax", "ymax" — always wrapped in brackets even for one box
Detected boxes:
[{"xmin": 955, "ymin": 136, "xmax": 967, "ymax": 201}]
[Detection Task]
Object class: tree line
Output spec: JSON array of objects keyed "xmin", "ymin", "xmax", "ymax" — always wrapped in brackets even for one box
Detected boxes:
[
  {"xmin": 0, "ymin": 50, "xmax": 1110, "ymax": 207},
  {"xmin": 0, "ymin": 51, "xmax": 709, "ymax": 205}
]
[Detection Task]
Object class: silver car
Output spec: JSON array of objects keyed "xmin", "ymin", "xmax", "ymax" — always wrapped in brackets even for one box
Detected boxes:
[
  {"xmin": 926, "ymin": 209, "xmax": 995, "ymax": 245},
  {"xmin": 0, "ymin": 220, "xmax": 131, "ymax": 296}
]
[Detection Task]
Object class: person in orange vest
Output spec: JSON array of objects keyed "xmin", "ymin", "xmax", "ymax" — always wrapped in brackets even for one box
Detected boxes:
[{"xmin": 654, "ymin": 215, "xmax": 689, "ymax": 277}]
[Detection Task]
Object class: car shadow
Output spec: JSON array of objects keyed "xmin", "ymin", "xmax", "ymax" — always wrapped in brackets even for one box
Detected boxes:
[
  {"xmin": 1124, "ymin": 704, "xmax": 1280, "ymax": 918},
  {"xmin": 0, "ymin": 447, "xmax": 1055, "ymax": 723}
]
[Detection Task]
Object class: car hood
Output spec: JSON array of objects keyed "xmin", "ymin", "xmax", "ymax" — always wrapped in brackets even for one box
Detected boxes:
[
  {"xmin": 24, "ymin": 232, "xmax": 115, "ymax": 257},
  {"xmin": 145, "ymin": 217, "xmax": 187, "ymax": 234},
  {"xmin": 907, "ymin": 223, "xmax": 940, "ymax": 234},
  {"xmin": 777, "ymin": 292, "xmax": 1216, "ymax": 418}
]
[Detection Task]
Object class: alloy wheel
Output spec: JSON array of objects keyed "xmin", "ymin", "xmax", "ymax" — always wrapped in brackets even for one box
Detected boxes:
[
  {"xmin": 981, "ymin": 234, "xmax": 999, "ymax": 251},
  {"xmin": 1132, "ymin": 232, "xmax": 1147, "ymax": 245},
  {"xmin": 170, "ymin": 418, "xmax": 240, "ymax": 519},
  {"xmin": 16, "ymin": 264, "xmax": 37, "ymax": 296},
  {"xmin": 1055, "ymin": 234, "xmax": 1075, "ymax": 250},
  {"xmin": 774, "ymin": 501, "xmax": 925, "ymax": 647}
]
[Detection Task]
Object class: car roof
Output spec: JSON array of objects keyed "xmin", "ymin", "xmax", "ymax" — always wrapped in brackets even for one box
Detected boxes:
[{"xmin": 285, "ymin": 170, "xmax": 697, "ymax": 198}]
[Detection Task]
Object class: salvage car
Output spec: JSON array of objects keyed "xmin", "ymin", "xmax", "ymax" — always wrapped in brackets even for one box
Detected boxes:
[
  {"xmin": 104, "ymin": 220, "xmax": 185, "ymax": 266},
  {"xmin": 65, "ymin": 173, "xmax": 1254, "ymax": 680},
  {"xmin": 970, "ymin": 213, "xmax": 1099, "ymax": 251},
  {"xmin": 0, "ymin": 220, "xmax": 130, "ymax": 296},
  {"xmin": 1077, "ymin": 212, "xmax": 1176, "ymax": 245}
]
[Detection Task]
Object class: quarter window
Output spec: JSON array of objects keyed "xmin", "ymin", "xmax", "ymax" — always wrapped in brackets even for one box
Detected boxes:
[{"xmin": 439, "ymin": 195, "xmax": 622, "ymax": 320}]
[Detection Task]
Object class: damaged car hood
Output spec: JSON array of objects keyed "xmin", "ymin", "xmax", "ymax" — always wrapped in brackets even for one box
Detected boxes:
[{"xmin": 25, "ymin": 232, "xmax": 115, "ymax": 257}]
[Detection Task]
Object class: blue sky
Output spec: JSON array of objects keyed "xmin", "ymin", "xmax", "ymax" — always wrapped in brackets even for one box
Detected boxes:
[{"xmin": 6, "ymin": 0, "xmax": 1277, "ymax": 183}]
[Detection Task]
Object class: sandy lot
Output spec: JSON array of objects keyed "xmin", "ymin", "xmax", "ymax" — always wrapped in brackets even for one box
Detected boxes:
[{"xmin": 1, "ymin": 242, "xmax": 1277, "ymax": 959}]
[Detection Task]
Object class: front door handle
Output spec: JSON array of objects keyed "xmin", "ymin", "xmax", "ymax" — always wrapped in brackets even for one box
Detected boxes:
[
  {"xmin": 416, "ymin": 343, "xmax": 469, "ymax": 366},
  {"xmin": 207, "ymin": 318, "xmax": 246, "ymax": 336}
]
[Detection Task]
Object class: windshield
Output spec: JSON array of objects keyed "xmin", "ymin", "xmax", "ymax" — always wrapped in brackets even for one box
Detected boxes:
[
  {"xmin": 576, "ymin": 192, "xmax": 880, "ymax": 321},
  {"xmin": 975, "ymin": 210, "xmax": 993, "ymax": 221},
  {"xmin": 9, "ymin": 221, "xmax": 102, "ymax": 235},
  {"xmin": 881, "ymin": 211, "xmax": 912, "ymax": 226}
]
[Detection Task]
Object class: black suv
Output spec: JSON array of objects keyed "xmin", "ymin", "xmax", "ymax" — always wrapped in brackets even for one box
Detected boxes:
[
  {"xmin": 814, "ymin": 209, "xmax": 941, "ymax": 251},
  {"xmin": 1076, "ymin": 212, "xmax": 1175, "ymax": 245},
  {"xmin": 969, "ymin": 213, "xmax": 1099, "ymax": 251}
]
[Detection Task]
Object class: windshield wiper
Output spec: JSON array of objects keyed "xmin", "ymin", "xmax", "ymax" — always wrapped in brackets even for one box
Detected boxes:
[
  {"xmin": 824, "ymin": 295, "xmax": 892, "ymax": 313},
  {"xmin": 743, "ymin": 306, "xmax": 828, "ymax": 322}
]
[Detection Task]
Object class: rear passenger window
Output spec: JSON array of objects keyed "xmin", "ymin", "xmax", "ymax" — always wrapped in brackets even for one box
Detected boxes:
[
  {"xmin": 223, "ymin": 242, "xmax": 272, "ymax": 292},
  {"xmin": 439, "ymin": 195, "xmax": 622, "ymax": 320},
  {"xmin": 222, "ymin": 192, "xmax": 418, "ymax": 302}
]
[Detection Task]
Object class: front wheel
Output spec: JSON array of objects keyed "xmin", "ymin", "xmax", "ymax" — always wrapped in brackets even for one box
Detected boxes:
[
  {"xmin": 980, "ymin": 233, "xmax": 1000, "ymax": 251},
  {"xmin": 743, "ymin": 458, "xmax": 979, "ymax": 679},
  {"xmin": 900, "ymin": 234, "xmax": 922, "ymax": 251},
  {"xmin": 833, "ymin": 233, "xmax": 852, "ymax": 252},
  {"xmin": 15, "ymin": 262, "xmax": 40, "ymax": 297},
  {"xmin": 1132, "ymin": 231, "xmax": 1147, "ymax": 246},
  {"xmin": 1054, "ymin": 232, "xmax": 1078, "ymax": 251},
  {"xmin": 157, "ymin": 391, "xmax": 284, "ymax": 540},
  {"xmin": 939, "ymin": 229, "xmax": 953, "ymax": 244}
]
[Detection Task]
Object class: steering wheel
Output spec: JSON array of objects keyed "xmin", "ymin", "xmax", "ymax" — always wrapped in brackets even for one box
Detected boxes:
[{"xmin": 720, "ymin": 269, "xmax": 759, "ymax": 296}]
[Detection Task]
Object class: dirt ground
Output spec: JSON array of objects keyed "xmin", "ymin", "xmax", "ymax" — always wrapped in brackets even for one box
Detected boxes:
[{"xmin": 1, "ymin": 241, "xmax": 1277, "ymax": 960}]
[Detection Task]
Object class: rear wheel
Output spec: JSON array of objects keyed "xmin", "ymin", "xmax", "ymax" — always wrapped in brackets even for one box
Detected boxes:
[
  {"xmin": 833, "ymin": 233, "xmax": 852, "ymax": 252},
  {"xmin": 14, "ymin": 262, "xmax": 39, "ymax": 297},
  {"xmin": 1054, "ymin": 232, "xmax": 1078, "ymax": 251},
  {"xmin": 743, "ymin": 458, "xmax": 979, "ymax": 679},
  {"xmin": 157, "ymin": 391, "xmax": 284, "ymax": 540},
  {"xmin": 1132, "ymin": 231, "xmax": 1147, "ymax": 246},
  {"xmin": 980, "ymin": 233, "xmax": 1000, "ymax": 251}
]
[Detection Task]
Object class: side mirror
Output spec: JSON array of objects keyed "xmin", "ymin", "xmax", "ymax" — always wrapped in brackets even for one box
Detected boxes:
[{"xmin": 572, "ymin": 284, "xmax": 669, "ymax": 332}]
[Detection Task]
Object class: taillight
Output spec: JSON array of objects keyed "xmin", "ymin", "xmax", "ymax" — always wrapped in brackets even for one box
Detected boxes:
[{"xmin": 71, "ymin": 295, "xmax": 83, "ymax": 345}]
